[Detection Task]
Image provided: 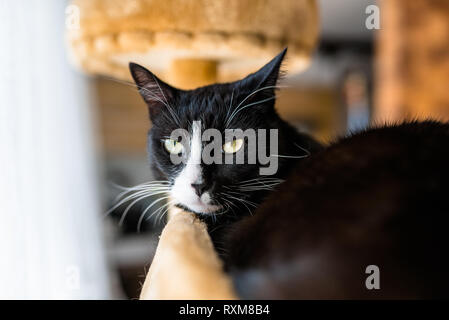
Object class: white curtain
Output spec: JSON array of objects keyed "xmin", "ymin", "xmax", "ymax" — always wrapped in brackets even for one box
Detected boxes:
[{"xmin": 0, "ymin": 0, "xmax": 110, "ymax": 299}]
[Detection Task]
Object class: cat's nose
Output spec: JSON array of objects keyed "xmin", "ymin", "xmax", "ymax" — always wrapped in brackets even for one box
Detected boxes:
[{"xmin": 191, "ymin": 183, "xmax": 207, "ymax": 197}]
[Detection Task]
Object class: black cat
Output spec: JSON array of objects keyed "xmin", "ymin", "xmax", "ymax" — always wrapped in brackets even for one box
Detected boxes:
[
  {"xmin": 130, "ymin": 49, "xmax": 449, "ymax": 299},
  {"xmin": 129, "ymin": 49, "xmax": 320, "ymax": 242}
]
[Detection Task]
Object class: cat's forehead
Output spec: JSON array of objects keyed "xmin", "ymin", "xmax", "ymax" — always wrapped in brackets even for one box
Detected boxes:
[
  {"xmin": 153, "ymin": 82, "xmax": 264, "ymax": 133},
  {"xmin": 176, "ymin": 85, "xmax": 236, "ymax": 126},
  {"xmin": 185, "ymin": 84, "xmax": 234, "ymax": 107}
]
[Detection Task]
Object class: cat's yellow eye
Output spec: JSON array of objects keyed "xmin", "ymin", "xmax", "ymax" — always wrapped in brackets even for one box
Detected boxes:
[
  {"xmin": 163, "ymin": 139, "xmax": 184, "ymax": 154},
  {"xmin": 223, "ymin": 138, "xmax": 244, "ymax": 154}
]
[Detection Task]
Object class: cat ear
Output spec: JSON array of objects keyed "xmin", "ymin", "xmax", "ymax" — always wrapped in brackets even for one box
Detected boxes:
[
  {"xmin": 241, "ymin": 47, "xmax": 287, "ymax": 90},
  {"xmin": 129, "ymin": 62, "xmax": 177, "ymax": 118}
]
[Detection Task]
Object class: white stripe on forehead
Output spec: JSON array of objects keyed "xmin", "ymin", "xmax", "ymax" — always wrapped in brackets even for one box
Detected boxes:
[
  {"xmin": 170, "ymin": 120, "xmax": 222, "ymax": 213},
  {"xmin": 173, "ymin": 121, "xmax": 202, "ymax": 185},
  {"xmin": 189, "ymin": 120, "xmax": 202, "ymax": 167},
  {"xmin": 170, "ymin": 121, "xmax": 203, "ymax": 209}
]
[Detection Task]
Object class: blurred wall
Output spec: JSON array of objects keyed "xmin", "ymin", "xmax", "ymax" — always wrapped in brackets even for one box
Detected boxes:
[
  {"xmin": 0, "ymin": 0, "xmax": 109, "ymax": 299},
  {"xmin": 375, "ymin": 0, "xmax": 449, "ymax": 122}
]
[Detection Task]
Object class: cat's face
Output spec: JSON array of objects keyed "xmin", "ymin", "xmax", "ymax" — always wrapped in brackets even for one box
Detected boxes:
[{"xmin": 130, "ymin": 50, "xmax": 291, "ymax": 215}]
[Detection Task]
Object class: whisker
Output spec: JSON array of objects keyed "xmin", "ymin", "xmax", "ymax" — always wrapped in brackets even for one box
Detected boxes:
[
  {"xmin": 236, "ymin": 180, "xmax": 284, "ymax": 187},
  {"xmin": 237, "ymin": 185, "xmax": 277, "ymax": 189},
  {"xmin": 225, "ymin": 85, "xmax": 288, "ymax": 127},
  {"xmin": 270, "ymin": 154, "xmax": 308, "ymax": 159},
  {"xmin": 110, "ymin": 180, "xmax": 170, "ymax": 202},
  {"xmin": 105, "ymin": 189, "xmax": 168, "ymax": 216},
  {"xmin": 114, "ymin": 186, "xmax": 170, "ymax": 203},
  {"xmin": 119, "ymin": 191, "xmax": 168, "ymax": 226},
  {"xmin": 225, "ymin": 89, "xmax": 235, "ymax": 121},
  {"xmin": 226, "ymin": 96, "xmax": 275, "ymax": 127},
  {"xmin": 148, "ymin": 199, "xmax": 175, "ymax": 228},
  {"xmin": 294, "ymin": 143, "xmax": 311, "ymax": 156},
  {"xmin": 235, "ymin": 177, "xmax": 284, "ymax": 184},
  {"xmin": 219, "ymin": 194, "xmax": 239, "ymax": 217},
  {"xmin": 224, "ymin": 194, "xmax": 255, "ymax": 215},
  {"xmin": 104, "ymin": 76, "xmax": 182, "ymax": 128},
  {"xmin": 105, "ymin": 189, "xmax": 155, "ymax": 217},
  {"xmin": 136, "ymin": 196, "xmax": 171, "ymax": 231},
  {"xmin": 151, "ymin": 74, "xmax": 183, "ymax": 127},
  {"xmin": 156, "ymin": 200, "xmax": 175, "ymax": 225}
]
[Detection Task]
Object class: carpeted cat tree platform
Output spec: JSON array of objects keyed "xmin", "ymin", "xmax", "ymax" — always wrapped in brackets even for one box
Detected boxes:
[{"xmin": 67, "ymin": 0, "xmax": 318, "ymax": 299}]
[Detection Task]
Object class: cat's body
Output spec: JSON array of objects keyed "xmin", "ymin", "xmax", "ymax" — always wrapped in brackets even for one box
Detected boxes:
[
  {"xmin": 129, "ymin": 49, "xmax": 449, "ymax": 299},
  {"xmin": 226, "ymin": 121, "xmax": 449, "ymax": 299}
]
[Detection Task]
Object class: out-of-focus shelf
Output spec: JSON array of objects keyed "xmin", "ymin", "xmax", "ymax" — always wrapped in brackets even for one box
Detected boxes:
[{"xmin": 107, "ymin": 233, "xmax": 159, "ymax": 267}]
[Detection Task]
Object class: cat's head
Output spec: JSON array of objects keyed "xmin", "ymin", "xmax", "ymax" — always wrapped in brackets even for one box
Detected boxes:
[{"xmin": 129, "ymin": 49, "xmax": 309, "ymax": 216}]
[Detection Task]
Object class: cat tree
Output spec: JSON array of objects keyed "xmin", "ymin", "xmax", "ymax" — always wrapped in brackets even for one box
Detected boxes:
[{"xmin": 66, "ymin": 0, "xmax": 319, "ymax": 298}]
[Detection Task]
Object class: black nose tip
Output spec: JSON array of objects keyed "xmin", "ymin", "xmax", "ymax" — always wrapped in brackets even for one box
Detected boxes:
[{"xmin": 191, "ymin": 183, "xmax": 207, "ymax": 196}]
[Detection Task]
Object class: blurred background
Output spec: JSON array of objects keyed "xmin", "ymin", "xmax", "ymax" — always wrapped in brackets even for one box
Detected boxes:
[{"xmin": 1, "ymin": 0, "xmax": 449, "ymax": 299}]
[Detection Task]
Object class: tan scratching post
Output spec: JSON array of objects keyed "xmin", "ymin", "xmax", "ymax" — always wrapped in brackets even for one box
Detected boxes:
[
  {"xmin": 66, "ymin": 0, "xmax": 319, "ymax": 84},
  {"xmin": 140, "ymin": 207, "xmax": 237, "ymax": 300},
  {"xmin": 168, "ymin": 59, "xmax": 218, "ymax": 89}
]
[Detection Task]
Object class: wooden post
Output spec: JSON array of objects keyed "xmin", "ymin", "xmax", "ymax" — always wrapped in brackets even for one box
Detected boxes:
[
  {"xmin": 139, "ymin": 208, "xmax": 237, "ymax": 300},
  {"xmin": 167, "ymin": 59, "xmax": 218, "ymax": 89},
  {"xmin": 375, "ymin": 0, "xmax": 449, "ymax": 123}
]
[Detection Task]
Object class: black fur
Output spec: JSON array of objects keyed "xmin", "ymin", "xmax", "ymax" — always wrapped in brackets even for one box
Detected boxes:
[
  {"xmin": 130, "ymin": 50, "xmax": 449, "ymax": 299},
  {"xmin": 227, "ymin": 121, "xmax": 449, "ymax": 299}
]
